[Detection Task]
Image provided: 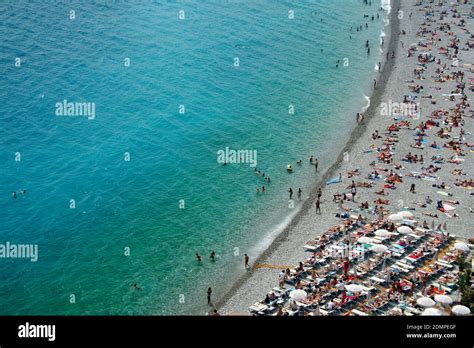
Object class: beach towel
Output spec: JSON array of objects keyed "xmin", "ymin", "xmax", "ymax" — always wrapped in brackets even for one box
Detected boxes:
[{"xmin": 326, "ymin": 177, "xmax": 341, "ymax": 185}]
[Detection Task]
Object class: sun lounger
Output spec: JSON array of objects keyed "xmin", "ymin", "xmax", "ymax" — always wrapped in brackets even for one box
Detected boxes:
[
  {"xmin": 352, "ymin": 309, "xmax": 369, "ymax": 316},
  {"xmin": 249, "ymin": 302, "xmax": 269, "ymax": 313},
  {"xmin": 370, "ymin": 276, "xmax": 386, "ymax": 284}
]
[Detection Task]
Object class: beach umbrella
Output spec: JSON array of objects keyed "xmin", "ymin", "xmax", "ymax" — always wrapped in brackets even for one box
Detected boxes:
[
  {"xmin": 371, "ymin": 244, "xmax": 388, "ymax": 254},
  {"xmin": 289, "ymin": 289, "xmax": 307, "ymax": 301},
  {"xmin": 451, "ymin": 305, "xmax": 471, "ymax": 316},
  {"xmin": 454, "ymin": 242, "xmax": 469, "ymax": 252},
  {"xmin": 443, "ymin": 204, "xmax": 456, "ymax": 212},
  {"xmin": 398, "ymin": 211, "xmax": 414, "ymax": 218},
  {"xmin": 345, "ymin": 284, "xmax": 363, "ymax": 293},
  {"xmin": 388, "ymin": 213, "xmax": 403, "ymax": 222},
  {"xmin": 434, "ymin": 294, "xmax": 453, "ymax": 305},
  {"xmin": 417, "ymin": 297, "xmax": 436, "ymax": 307},
  {"xmin": 375, "ymin": 229, "xmax": 391, "ymax": 237},
  {"xmin": 421, "ymin": 308, "xmax": 443, "ymax": 316},
  {"xmin": 397, "ymin": 226, "xmax": 413, "ymax": 235},
  {"xmin": 358, "ymin": 236, "xmax": 374, "ymax": 244}
]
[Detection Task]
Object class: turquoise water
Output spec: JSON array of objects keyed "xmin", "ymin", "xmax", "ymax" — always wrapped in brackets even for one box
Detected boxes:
[{"xmin": 0, "ymin": 1, "xmax": 387, "ymax": 314}]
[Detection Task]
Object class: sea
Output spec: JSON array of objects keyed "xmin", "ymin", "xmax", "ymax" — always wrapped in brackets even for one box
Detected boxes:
[{"xmin": 0, "ymin": 0, "xmax": 390, "ymax": 314}]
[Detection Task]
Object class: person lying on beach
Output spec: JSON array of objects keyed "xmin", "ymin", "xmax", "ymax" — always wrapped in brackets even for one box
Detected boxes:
[{"xmin": 374, "ymin": 198, "xmax": 390, "ymax": 205}]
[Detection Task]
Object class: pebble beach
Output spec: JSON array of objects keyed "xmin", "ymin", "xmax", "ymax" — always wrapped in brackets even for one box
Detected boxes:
[{"xmin": 220, "ymin": 0, "xmax": 473, "ymax": 315}]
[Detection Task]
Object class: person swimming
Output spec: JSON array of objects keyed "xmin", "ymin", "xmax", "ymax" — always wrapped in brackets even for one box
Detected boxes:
[
  {"xmin": 196, "ymin": 253, "xmax": 202, "ymax": 262},
  {"xmin": 210, "ymin": 251, "xmax": 216, "ymax": 261}
]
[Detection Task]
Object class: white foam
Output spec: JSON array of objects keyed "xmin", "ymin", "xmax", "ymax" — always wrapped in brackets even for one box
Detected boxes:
[
  {"xmin": 381, "ymin": 0, "xmax": 391, "ymax": 14},
  {"xmin": 379, "ymin": 30, "xmax": 386, "ymax": 46},
  {"xmin": 361, "ymin": 95, "xmax": 371, "ymax": 113},
  {"xmin": 248, "ymin": 209, "xmax": 299, "ymax": 257}
]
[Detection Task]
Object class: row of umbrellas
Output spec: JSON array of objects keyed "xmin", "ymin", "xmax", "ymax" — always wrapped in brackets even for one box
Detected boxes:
[{"xmin": 289, "ymin": 289, "xmax": 471, "ymax": 315}]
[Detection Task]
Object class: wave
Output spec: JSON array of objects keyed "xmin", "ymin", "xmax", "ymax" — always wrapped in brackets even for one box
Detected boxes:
[
  {"xmin": 361, "ymin": 95, "xmax": 371, "ymax": 113},
  {"xmin": 381, "ymin": 0, "xmax": 391, "ymax": 14}
]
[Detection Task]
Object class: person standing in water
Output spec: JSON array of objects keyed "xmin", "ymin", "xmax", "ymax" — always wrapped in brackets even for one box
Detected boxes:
[
  {"xmin": 298, "ymin": 188, "xmax": 302, "ymax": 200},
  {"xmin": 210, "ymin": 251, "xmax": 216, "ymax": 261},
  {"xmin": 196, "ymin": 253, "xmax": 202, "ymax": 262},
  {"xmin": 244, "ymin": 254, "xmax": 250, "ymax": 269},
  {"xmin": 207, "ymin": 287, "xmax": 212, "ymax": 305},
  {"xmin": 315, "ymin": 159, "xmax": 319, "ymax": 172},
  {"xmin": 288, "ymin": 188, "xmax": 293, "ymax": 199}
]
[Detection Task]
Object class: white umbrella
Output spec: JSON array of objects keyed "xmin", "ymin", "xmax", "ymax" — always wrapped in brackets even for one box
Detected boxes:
[
  {"xmin": 375, "ymin": 229, "xmax": 391, "ymax": 237},
  {"xmin": 397, "ymin": 226, "xmax": 413, "ymax": 234},
  {"xmin": 398, "ymin": 211, "xmax": 414, "ymax": 218},
  {"xmin": 289, "ymin": 289, "xmax": 307, "ymax": 301},
  {"xmin": 421, "ymin": 307, "xmax": 443, "ymax": 316},
  {"xmin": 417, "ymin": 297, "xmax": 436, "ymax": 307},
  {"xmin": 345, "ymin": 284, "xmax": 363, "ymax": 293},
  {"xmin": 388, "ymin": 213, "xmax": 403, "ymax": 221},
  {"xmin": 454, "ymin": 242, "xmax": 469, "ymax": 252},
  {"xmin": 371, "ymin": 244, "xmax": 388, "ymax": 254},
  {"xmin": 434, "ymin": 294, "xmax": 453, "ymax": 305},
  {"xmin": 451, "ymin": 305, "xmax": 471, "ymax": 316},
  {"xmin": 358, "ymin": 236, "xmax": 374, "ymax": 244},
  {"xmin": 443, "ymin": 203, "xmax": 456, "ymax": 212}
]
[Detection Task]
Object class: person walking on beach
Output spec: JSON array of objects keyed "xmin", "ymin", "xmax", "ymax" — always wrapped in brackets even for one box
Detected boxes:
[
  {"xmin": 244, "ymin": 254, "xmax": 250, "ymax": 270},
  {"xmin": 207, "ymin": 287, "xmax": 212, "ymax": 305},
  {"xmin": 338, "ymin": 173, "xmax": 342, "ymax": 182},
  {"xmin": 288, "ymin": 188, "xmax": 293, "ymax": 200},
  {"xmin": 315, "ymin": 198, "xmax": 321, "ymax": 214},
  {"xmin": 317, "ymin": 188, "xmax": 322, "ymax": 200},
  {"xmin": 410, "ymin": 183, "xmax": 416, "ymax": 193},
  {"xmin": 278, "ymin": 270, "xmax": 286, "ymax": 288},
  {"xmin": 298, "ymin": 188, "xmax": 302, "ymax": 200},
  {"xmin": 315, "ymin": 159, "xmax": 319, "ymax": 172},
  {"xmin": 351, "ymin": 184, "xmax": 357, "ymax": 202},
  {"xmin": 374, "ymin": 79, "xmax": 377, "ymax": 88},
  {"xmin": 343, "ymin": 258, "xmax": 350, "ymax": 279}
]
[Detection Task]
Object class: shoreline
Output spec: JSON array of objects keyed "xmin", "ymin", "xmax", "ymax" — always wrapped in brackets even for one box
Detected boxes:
[{"xmin": 216, "ymin": 0, "xmax": 402, "ymax": 314}]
